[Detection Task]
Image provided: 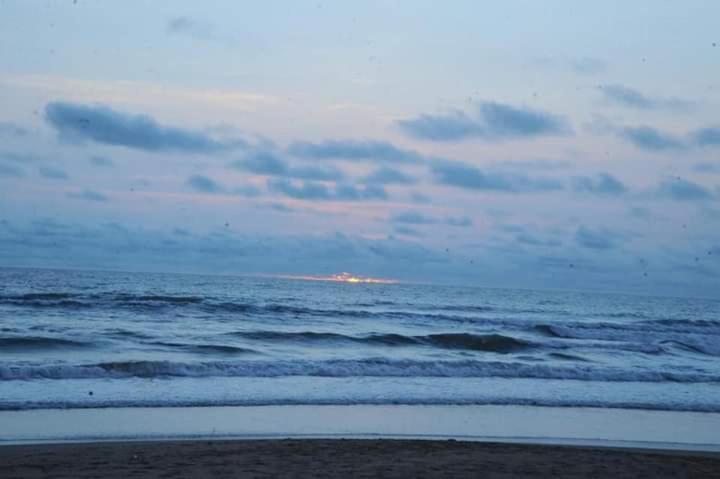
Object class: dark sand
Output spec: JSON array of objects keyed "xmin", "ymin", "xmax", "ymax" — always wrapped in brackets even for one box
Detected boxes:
[{"xmin": 1, "ymin": 439, "xmax": 719, "ymax": 478}]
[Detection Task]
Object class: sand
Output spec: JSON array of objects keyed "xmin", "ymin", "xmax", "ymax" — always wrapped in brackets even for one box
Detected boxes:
[{"xmin": 1, "ymin": 439, "xmax": 719, "ymax": 478}]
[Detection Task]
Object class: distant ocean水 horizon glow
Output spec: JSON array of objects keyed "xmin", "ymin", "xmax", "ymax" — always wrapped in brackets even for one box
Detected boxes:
[{"xmin": 277, "ymin": 272, "xmax": 399, "ymax": 284}]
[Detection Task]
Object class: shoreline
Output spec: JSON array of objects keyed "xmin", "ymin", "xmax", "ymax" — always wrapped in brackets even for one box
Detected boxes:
[
  {"xmin": 2, "ymin": 439, "xmax": 719, "ymax": 478},
  {"xmin": 3, "ymin": 404, "xmax": 720, "ymax": 452}
]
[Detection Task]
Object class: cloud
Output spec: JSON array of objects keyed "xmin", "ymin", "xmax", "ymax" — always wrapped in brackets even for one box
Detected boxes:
[
  {"xmin": 66, "ymin": 189, "xmax": 109, "ymax": 202},
  {"xmin": 233, "ymin": 151, "xmax": 287, "ymax": 176},
  {"xmin": 575, "ymin": 226, "xmax": 618, "ymax": 250},
  {"xmin": 362, "ymin": 167, "xmax": 417, "ymax": 185},
  {"xmin": 410, "ymin": 192, "xmax": 431, "ymax": 204},
  {"xmin": 600, "ymin": 85, "xmax": 692, "ymax": 111},
  {"xmin": 391, "ymin": 211, "xmax": 472, "ymax": 227},
  {"xmin": 0, "ymin": 164, "xmax": 24, "ymax": 178},
  {"xmin": 90, "ymin": 156, "xmax": 113, "ymax": 167},
  {"xmin": 394, "ymin": 225, "xmax": 424, "ymax": 237},
  {"xmin": 694, "ymin": 162, "xmax": 720, "ymax": 173},
  {"xmin": 256, "ymin": 202, "xmax": 295, "ymax": 213},
  {"xmin": 430, "ymin": 160, "xmax": 563, "ymax": 192},
  {"xmin": 568, "ymin": 57, "xmax": 607, "ymax": 75},
  {"xmin": 166, "ymin": 16, "xmax": 214, "ymax": 39},
  {"xmin": 398, "ymin": 102, "xmax": 571, "ymax": 142},
  {"xmin": 186, "ymin": 174, "xmax": 223, "ymax": 194},
  {"xmin": 268, "ymin": 179, "xmax": 387, "ymax": 201},
  {"xmin": 657, "ymin": 178, "xmax": 713, "ymax": 201},
  {"xmin": 335, "ymin": 184, "xmax": 387, "ymax": 201},
  {"xmin": 572, "ymin": 173, "xmax": 626, "ymax": 195},
  {"xmin": 494, "ymin": 159, "xmax": 571, "ymax": 171},
  {"xmin": 391, "ymin": 211, "xmax": 437, "ymax": 225},
  {"xmin": 0, "ymin": 151, "xmax": 41, "ymax": 163},
  {"xmin": 692, "ymin": 127, "xmax": 720, "ymax": 147},
  {"xmin": 516, "ymin": 233, "xmax": 561, "ymax": 247},
  {"xmin": 445, "ymin": 216, "xmax": 472, "ymax": 227},
  {"xmin": 288, "ymin": 139, "xmax": 424, "ymax": 164},
  {"xmin": 232, "ymin": 184, "xmax": 262, "ymax": 197},
  {"xmin": 38, "ymin": 166, "xmax": 69, "ymax": 180},
  {"xmin": 268, "ymin": 179, "xmax": 330, "ymax": 200},
  {"xmin": 232, "ymin": 151, "xmax": 344, "ymax": 181},
  {"xmin": 0, "ymin": 121, "xmax": 28, "ymax": 137},
  {"xmin": 629, "ymin": 207, "xmax": 652, "ymax": 219},
  {"xmin": 619, "ymin": 126, "xmax": 686, "ymax": 151},
  {"xmin": 45, "ymin": 102, "xmax": 243, "ymax": 153},
  {"xmin": 535, "ymin": 56, "xmax": 607, "ymax": 75}
]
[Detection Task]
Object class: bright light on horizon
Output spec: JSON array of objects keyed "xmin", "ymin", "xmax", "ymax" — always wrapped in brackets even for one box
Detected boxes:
[{"xmin": 277, "ymin": 272, "xmax": 399, "ymax": 284}]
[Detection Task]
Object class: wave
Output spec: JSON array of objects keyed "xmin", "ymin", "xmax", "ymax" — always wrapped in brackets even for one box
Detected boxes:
[
  {"xmin": 231, "ymin": 331, "xmax": 532, "ymax": 353},
  {"xmin": 3, "ymin": 396, "xmax": 720, "ymax": 413},
  {"xmin": 147, "ymin": 341, "xmax": 259, "ymax": 355},
  {"xmin": 0, "ymin": 336, "xmax": 96, "ymax": 351},
  {"xmin": 2, "ymin": 359, "xmax": 718, "ymax": 383}
]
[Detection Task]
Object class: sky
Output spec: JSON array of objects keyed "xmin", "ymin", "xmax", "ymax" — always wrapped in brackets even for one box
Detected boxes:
[{"xmin": 1, "ymin": 0, "xmax": 719, "ymax": 298}]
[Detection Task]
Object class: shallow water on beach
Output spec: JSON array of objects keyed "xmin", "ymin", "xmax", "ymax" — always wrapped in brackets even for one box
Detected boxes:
[{"xmin": 1, "ymin": 267, "xmax": 719, "ymax": 411}]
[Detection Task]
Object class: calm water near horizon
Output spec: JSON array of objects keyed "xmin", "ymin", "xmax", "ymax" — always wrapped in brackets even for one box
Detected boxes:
[{"xmin": 1, "ymin": 267, "xmax": 719, "ymax": 412}]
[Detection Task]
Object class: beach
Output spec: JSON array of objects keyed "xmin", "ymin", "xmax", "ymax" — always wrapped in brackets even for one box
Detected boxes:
[
  {"xmin": 2, "ymin": 405, "xmax": 720, "ymax": 477},
  {"xmin": 2, "ymin": 270, "xmax": 719, "ymax": 476},
  {"xmin": 3, "ymin": 439, "xmax": 720, "ymax": 478}
]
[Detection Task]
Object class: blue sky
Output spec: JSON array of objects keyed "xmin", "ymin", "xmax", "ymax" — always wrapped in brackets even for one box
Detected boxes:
[{"xmin": 1, "ymin": 1, "xmax": 719, "ymax": 297}]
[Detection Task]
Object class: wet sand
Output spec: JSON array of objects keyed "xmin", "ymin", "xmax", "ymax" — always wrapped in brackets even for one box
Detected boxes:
[{"xmin": 1, "ymin": 439, "xmax": 719, "ymax": 478}]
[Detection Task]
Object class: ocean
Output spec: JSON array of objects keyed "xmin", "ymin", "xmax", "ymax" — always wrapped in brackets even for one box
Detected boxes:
[{"xmin": 1, "ymin": 267, "xmax": 719, "ymax": 412}]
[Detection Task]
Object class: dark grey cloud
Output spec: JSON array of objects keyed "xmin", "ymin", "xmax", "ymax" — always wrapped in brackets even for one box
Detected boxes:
[
  {"xmin": 231, "ymin": 151, "xmax": 344, "ymax": 181},
  {"xmin": 45, "ymin": 102, "xmax": 242, "ymax": 153},
  {"xmin": 430, "ymin": 160, "xmax": 563, "ymax": 192},
  {"xmin": 362, "ymin": 167, "xmax": 417, "ymax": 185},
  {"xmin": 90, "ymin": 156, "xmax": 114, "ymax": 167},
  {"xmin": 572, "ymin": 173, "xmax": 626, "ymax": 195},
  {"xmin": 186, "ymin": 174, "xmax": 222, "ymax": 194},
  {"xmin": 66, "ymin": 189, "xmax": 109, "ymax": 202},
  {"xmin": 600, "ymin": 85, "xmax": 692, "ymax": 111},
  {"xmin": 38, "ymin": 166, "xmax": 69, "ymax": 180},
  {"xmin": 268, "ymin": 179, "xmax": 387, "ymax": 201},
  {"xmin": 657, "ymin": 178, "xmax": 713, "ymax": 201},
  {"xmin": 0, "ymin": 164, "xmax": 24, "ymax": 178},
  {"xmin": 619, "ymin": 126, "xmax": 686, "ymax": 151},
  {"xmin": 0, "ymin": 121, "xmax": 28, "ymax": 137},
  {"xmin": 692, "ymin": 127, "xmax": 720, "ymax": 147},
  {"xmin": 288, "ymin": 139, "xmax": 424, "ymax": 164},
  {"xmin": 575, "ymin": 226, "xmax": 618, "ymax": 250},
  {"xmin": 398, "ymin": 102, "xmax": 571, "ymax": 142}
]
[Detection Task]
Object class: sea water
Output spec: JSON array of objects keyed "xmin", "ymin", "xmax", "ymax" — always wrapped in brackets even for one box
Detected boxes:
[{"xmin": 1, "ymin": 268, "xmax": 719, "ymax": 412}]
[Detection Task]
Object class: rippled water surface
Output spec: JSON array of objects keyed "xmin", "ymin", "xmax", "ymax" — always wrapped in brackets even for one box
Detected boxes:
[{"xmin": 1, "ymin": 268, "xmax": 719, "ymax": 411}]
